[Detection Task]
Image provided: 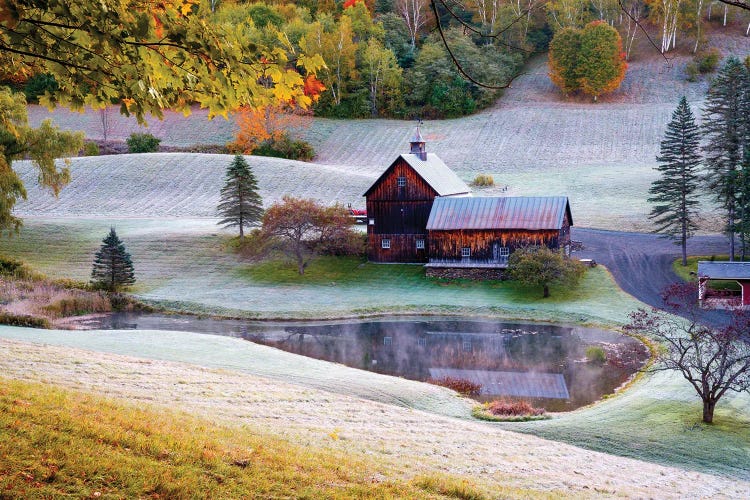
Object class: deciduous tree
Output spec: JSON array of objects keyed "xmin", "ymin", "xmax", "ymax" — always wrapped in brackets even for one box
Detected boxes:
[
  {"xmin": 261, "ymin": 196, "xmax": 356, "ymax": 275},
  {"xmin": 0, "ymin": 87, "xmax": 83, "ymax": 234},
  {"xmin": 648, "ymin": 96, "xmax": 702, "ymax": 266},
  {"xmin": 577, "ymin": 21, "xmax": 627, "ymax": 101},
  {"xmin": 548, "ymin": 27, "xmax": 582, "ymax": 95},
  {"xmin": 626, "ymin": 283, "xmax": 750, "ymax": 424},
  {"xmin": 508, "ymin": 246, "xmax": 586, "ymax": 298},
  {"xmin": 91, "ymin": 227, "xmax": 136, "ymax": 291},
  {"xmin": 217, "ymin": 155, "xmax": 263, "ymax": 238}
]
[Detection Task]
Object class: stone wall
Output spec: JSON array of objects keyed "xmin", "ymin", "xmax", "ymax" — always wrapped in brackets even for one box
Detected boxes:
[{"xmin": 425, "ymin": 267, "xmax": 506, "ymax": 280}]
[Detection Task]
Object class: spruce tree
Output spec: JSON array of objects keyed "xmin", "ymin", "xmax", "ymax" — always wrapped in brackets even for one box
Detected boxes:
[
  {"xmin": 648, "ymin": 97, "xmax": 702, "ymax": 266},
  {"xmin": 91, "ymin": 228, "xmax": 135, "ymax": 291},
  {"xmin": 217, "ymin": 155, "xmax": 263, "ymax": 238},
  {"xmin": 702, "ymin": 57, "xmax": 750, "ymax": 261}
]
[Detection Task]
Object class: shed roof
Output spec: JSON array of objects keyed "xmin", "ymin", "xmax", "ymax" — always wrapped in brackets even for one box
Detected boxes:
[
  {"xmin": 698, "ymin": 261, "xmax": 750, "ymax": 280},
  {"xmin": 363, "ymin": 153, "xmax": 471, "ymax": 197},
  {"xmin": 426, "ymin": 196, "xmax": 572, "ymax": 231}
]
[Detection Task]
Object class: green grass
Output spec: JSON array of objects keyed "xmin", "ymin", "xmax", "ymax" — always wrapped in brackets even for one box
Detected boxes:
[
  {"xmin": 672, "ymin": 255, "xmax": 741, "ymax": 291},
  {"xmin": 0, "ymin": 377, "xmax": 510, "ymax": 499}
]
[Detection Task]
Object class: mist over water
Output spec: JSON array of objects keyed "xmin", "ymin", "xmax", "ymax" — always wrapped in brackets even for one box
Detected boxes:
[{"xmin": 90, "ymin": 314, "xmax": 648, "ymax": 412}]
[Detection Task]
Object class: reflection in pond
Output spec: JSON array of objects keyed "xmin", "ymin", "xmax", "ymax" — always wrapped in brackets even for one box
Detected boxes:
[{"xmin": 87, "ymin": 314, "xmax": 649, "ymax": 412}]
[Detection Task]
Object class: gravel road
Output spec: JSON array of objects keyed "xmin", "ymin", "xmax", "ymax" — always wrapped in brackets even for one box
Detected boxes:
[{"xmin": 573, "ymin": 228, "xmax": 731, "ymax": 325}]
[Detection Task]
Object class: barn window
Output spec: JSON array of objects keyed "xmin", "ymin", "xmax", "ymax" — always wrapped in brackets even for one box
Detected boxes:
[
  {"xmin": 416, "ymin": 239, "xmax": 425, "ymax": 249},
  {"xmin": 417, "ymin": 338, "xmax": 427, "ymax": 347},
  {"xmin": 381, "ymin": 239, "xmax": 391, "ymax": 249},
  {"xmin": 383, "ymin": 336, "xmax": 393, "ymax": 346},
  {"xmin": 369, "ymin": 218, "xmax": 375, "ymax": 225},
  {"xmin": 462, "ymin": 340, "xmax": 472, "ymax": 352},
  {"xmin": 461, "ymin": 247, "xmax": 471, "ymax": 258},
  {"xmin": 499, "ymin": 247, "xmax": 509, "ymax": 257},
  {"xmin": 397, "ymin": 176, "xmax": 406, "ymax": 187}
]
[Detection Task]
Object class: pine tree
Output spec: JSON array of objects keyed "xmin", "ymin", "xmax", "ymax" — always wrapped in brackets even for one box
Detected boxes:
[
  {"xmin": 703, "ymin": 57, "xmax": 750, "ymax": 261},
  {"xmin": 91, "ymin": 228, "xmax": 135, "ymax": 291},
  {"xmin": 648, "ymin": 97, "xmax": 702, "ymax": 266},
  {"xmin": 217, "ymin": 155, "xmax": 264, "ymax": 238}
]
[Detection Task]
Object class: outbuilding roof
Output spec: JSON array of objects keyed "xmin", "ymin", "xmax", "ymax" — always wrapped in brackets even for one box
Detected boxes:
[
  {"xmin": 363, "ymin": 153, "xmax": 471, "ymax": 198},
  {"xmin": 426, "ymin": 196, "xmax": 572, "ymax": 231},
  {"xmin": 697, "ymin": 261, "xmax": 750, "ymax": 280}
]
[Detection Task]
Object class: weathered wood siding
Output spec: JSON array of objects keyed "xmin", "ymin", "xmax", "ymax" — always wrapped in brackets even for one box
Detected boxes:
[
  {"xmin": 428, "ymin": 229, "xmax": 563, "ymax": 261},
  {"xmin": 366, "ymin": 158, "xmax": 437, "ymax": 262}
]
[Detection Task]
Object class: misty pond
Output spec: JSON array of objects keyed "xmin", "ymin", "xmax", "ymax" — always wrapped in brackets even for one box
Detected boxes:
[{"xmin": 91, "ymin": 314, "xmax": 649, "ymax": 412}]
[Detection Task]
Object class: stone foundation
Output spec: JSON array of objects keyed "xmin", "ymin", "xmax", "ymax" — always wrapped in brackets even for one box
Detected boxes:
[{"xmin": 425, "ymin": 266, "xmax": 506, "ymax": 280}]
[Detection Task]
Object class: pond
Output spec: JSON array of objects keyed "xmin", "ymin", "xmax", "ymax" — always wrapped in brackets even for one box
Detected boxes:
[{"xmin": 85, "ymin": 314, "xmax": 649, "ymax": 412}]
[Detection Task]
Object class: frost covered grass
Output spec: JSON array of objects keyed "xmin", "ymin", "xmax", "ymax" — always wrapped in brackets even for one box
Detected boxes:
[{"xmin": 0, "ymin": 220, "xmax": 642, "ymax": 324}]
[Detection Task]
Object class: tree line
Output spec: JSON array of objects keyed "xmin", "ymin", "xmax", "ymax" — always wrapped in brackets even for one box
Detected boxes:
[{"xmin": 649, "ymin": 56, "xmax": 750, "ymax": 264}]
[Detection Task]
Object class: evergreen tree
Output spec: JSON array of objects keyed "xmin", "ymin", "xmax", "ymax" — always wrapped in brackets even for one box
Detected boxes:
[
  {"xmin": 91, "ymin": 228, "xmax": 135, "ymax": 291},
  {"xmin": 703, "ymin": 57, "xmax": 750, "ymax": 261},
  {"xmin": 217, "ymin": 155, "xmax": 264, "ymax": 238},
  {"xmin": 648, "ymin": 97, "xmax": 702, "ymax": 266}
]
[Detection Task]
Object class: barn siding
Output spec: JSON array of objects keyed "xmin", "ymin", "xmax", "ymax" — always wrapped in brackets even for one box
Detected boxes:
[
  {"xmin": 428, "ymin": 229, "xmax": 562, "ymax": 261},
  {"xmin": 366, "ymin": 158, "xmax": 437, "ymax": 262}
]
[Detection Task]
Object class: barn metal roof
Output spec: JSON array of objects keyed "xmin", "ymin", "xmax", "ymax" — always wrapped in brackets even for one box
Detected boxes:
[
  {"xmin": 426, "ymin": 196, "xmax": 572, "ymax": 231},
  {"xmin": 363, "ymin": 153, "xmax": 471, "ymax": 197},
  {"xmin": 697, "ymin": 261, "xmax": 750, "ymax": 279}
]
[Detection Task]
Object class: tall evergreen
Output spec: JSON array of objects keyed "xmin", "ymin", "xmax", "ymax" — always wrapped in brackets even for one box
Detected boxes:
[
  {"xmin": 91, "ymin": 228, "xmax": 135, "ymax": 291},
  {"xmin": 217, "ymin": 155, "xmax": 263, "ymax": 238},
  {"xmin": 649, "ymin": 96, "xmax": 702, "ymax": 266},
  {"xmin": 702, "ymin": 57, "xmax": 750, "ymax": 261}
]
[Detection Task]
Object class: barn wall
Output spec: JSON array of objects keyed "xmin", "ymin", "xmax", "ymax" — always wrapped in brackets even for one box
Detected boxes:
[
  {"xmin": 368, "ymin": 233, "xmax": 428, "ymax": 263},
  {"xmin": 428, "ymin": 229, "xmax": 561, "ymax": 261},
  {"xmin": 366, "ymin": 158, "xmax": 437, "ymax": 262}
]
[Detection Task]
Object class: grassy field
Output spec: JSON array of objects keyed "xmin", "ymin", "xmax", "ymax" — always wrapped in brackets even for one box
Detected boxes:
[
  {"xmin": 0, "ymin": 219, "xmax": 641, "ymax": 324},
  {"xmin": 0, "ymin": 377, "xmax": 502, "ymax": 499}
]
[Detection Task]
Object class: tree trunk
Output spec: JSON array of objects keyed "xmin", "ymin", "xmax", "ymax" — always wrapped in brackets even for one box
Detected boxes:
[
  {"xmin": 543, "ymin": 284, "xmax": 550, "ymax": 298},
  {"xmin": 702, "ymin": 399, "xmax": 715, "ymax": 423}
]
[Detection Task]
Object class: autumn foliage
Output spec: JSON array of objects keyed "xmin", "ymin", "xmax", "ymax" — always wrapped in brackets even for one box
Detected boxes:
[
  {"xmin": 485, "ymin": 400, "xmax": 546, "ymax": 417},
  {"xmin": 427, "ymin": 376, "xmax": 482, "ymax": 396},
  {"xmin": 230, "ymin": 104, "xmax": 307, "ymax": 154},
  {"xmin": 548, "ymin": 21, "xmax": 627, "ymax": 101}
]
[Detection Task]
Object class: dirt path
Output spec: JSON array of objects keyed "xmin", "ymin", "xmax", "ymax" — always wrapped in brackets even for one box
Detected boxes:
[{"xmin": 1, "ymin": 337, "xmax": 748, "ymax": 498}]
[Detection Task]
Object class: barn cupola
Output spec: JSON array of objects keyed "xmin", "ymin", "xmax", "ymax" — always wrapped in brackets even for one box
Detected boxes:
[{"xmin": 409, "ymin": 126, "xmax": 427, "ymax": 161}]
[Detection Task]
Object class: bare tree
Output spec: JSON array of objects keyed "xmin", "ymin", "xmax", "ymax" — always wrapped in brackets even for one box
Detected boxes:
[
  {"xmin": 626, "ymin": 283, "xmax": 750, "ymax": 424},
  {"xmin": 98, "ymin": 108, "xmax": 115, "ymax": 144},
  {"xmin": 397, "ymin": 0, "xmax": 428, "ymax": 48}
]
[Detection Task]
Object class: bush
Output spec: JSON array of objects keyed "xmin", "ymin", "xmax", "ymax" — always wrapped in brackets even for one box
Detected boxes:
[
  {"xmin": 427, "ymin": 376, "xmax": 482, "ymax": 396},
  {"xmin": 253, "ymin": 134, "xmax": 315, "ymax": 161},
  {"xmin": 585, "ymin": 345, "xmax": 607, "ymax": 364},
  {"xmin": 0, "ymin": 312, "xmax": 50, "ymax": 328},
  {"xmin": 82, "ymin": 141, "xmax": 100, "ymax": 156},
  {"xmin": 685, "ymin": 62, "xmax": 700, "ymax": 82},
  {"xmin": 471, "ymin": 174, "xmax": 495, "ymax": 187},
  {"xmin": 696, "ymin": 48, "xmax": 721, "ymax": 74},
  {"xmin": 485, "ymin": 399, "xmax": 545, "ymax": 417},
  {"xmin": 42, "ymin": 292, "xmax": 111, "ymax": 318},
  {"xmin": 126, "ymin": 132, "xmax": 161, "ymax": 153},
  {"xmin": 0, "ymin": 256, "xmax": 35, "ymax": 280}
]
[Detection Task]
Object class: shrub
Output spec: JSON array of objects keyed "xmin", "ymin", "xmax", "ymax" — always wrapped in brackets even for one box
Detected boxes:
[
  {"xmin": 126, "ymin": 132, "xmax": 161, "ymax": 153},
  {"xmin": 253, "ymin": 134, "xmax": 315, "ymax": 161},
  {"xmin": 696, "ymin": 48, "xmax": 721, "ymax": 74},
  {"xmin": 0, "ymin": 312, "xmax": 50, "ymax": 328},
  {"xmin": 427, "ymin": 376, "xmax": 481, "ymax": 396},
  {"xmin": 585, "ymin": 345, "xmax": 607, "ymax": 364},
  {"xmin": 83, "ymin": 141, "xmax": 100, "ymax": 156},
  {"xmin": 485, "ymin": 399, "xmax": 545, "ymax": 417},
  {"xmin": 471, "ymin": 174, "xmax": 495, "ymax": 187},
  {"xmin": 42, "ymin": 292, "xmax": 111, "ymax": 318},
  {"xmin": 0, "ymin": 256, "xmax": 35, "ymax": 280},
  {"xmin": 685, "ymin": 62, "xmax": 700, "ymax": 82}
]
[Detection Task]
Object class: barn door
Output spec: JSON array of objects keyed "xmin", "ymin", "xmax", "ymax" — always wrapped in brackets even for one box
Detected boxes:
[{"xmin": 492, "ymin": 243, "xmax": 499, "ymax": 262}]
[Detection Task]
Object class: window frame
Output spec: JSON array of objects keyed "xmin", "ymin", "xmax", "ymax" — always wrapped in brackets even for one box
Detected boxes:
[
  {"xmin": 461, "ymin": 247, "xmax": 471, "ymax": 258},
  {"xmin": 397, "ymin": 176, "xmax": 406, "ymax": 188},
  {"xmin": 381, "ymin": 238, "xmax": 391, "ymax": 249},
  {"xmin": 416, "ymin": 239, "xmax": 425, "ymax": 250}
]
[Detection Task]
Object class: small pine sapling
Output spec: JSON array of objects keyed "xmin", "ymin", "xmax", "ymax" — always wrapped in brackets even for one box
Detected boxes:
[
  {"xmin": 91, "ymin": 228, "xmax": 135, "ymax": 291},
  {"xmin": 217, "ymin": 155, "xmax": 264, "ymax": 238}
]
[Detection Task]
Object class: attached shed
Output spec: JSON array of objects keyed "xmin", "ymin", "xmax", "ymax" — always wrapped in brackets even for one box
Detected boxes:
[
  {"xmin": 697, "ymin": 261, "xmax": 750, "ymax": 308},
  {"xmin": 364, "ymin": 128, "xmax": 470, "ymax": 263},
  {"xmin": 425, "ymin": 196, "xmax": 573, "ymax": 274}
]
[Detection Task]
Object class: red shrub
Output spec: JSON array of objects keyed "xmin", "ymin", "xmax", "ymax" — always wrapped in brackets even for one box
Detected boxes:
[
  {"xmin": 486, "ymin": 399, "xmax": 545, "ymax": 417},
  {"xmin": 427, "ymin": 376, "xmax": 482, "ymax": 396}
]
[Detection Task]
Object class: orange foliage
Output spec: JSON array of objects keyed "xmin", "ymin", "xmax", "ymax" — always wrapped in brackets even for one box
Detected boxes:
[
  {"xmin": 230, "ymin": 104, "xmax": 308, "ymax": 154},
  {"xmin": 303, "ymin": 75, "xmax": 325, "ymax": 101}
]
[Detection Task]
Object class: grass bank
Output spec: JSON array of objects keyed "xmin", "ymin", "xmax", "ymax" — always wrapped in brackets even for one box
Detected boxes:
[
  {"xmin": 672, "ymin": 255, "xmax": 742, "ymax": 290},
  {"xmin": 0, "ymin": 377, "xmax": 503, "ymax": 499}
]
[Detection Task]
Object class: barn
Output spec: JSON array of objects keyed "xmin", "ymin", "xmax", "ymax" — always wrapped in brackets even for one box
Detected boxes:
[
  {"xmin": 363, "ymin": 128, "xmax": 471, "ymax": 263},
  {"xmin": 363, "ymin": 128, "xmax": 573, "ymax": 275}
]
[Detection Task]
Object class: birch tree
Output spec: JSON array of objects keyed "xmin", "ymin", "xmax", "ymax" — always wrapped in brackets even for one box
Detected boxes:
[{"xmin": 396, "ymin": 0, "xmax": 428, "ymax": 48}]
